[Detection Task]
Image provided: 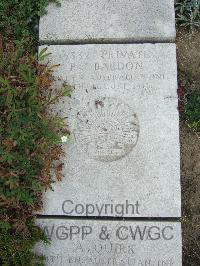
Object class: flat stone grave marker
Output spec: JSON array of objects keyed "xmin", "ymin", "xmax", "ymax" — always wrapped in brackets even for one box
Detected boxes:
[
  {"xmin": 35, "ymin": 219, "xmax": 182, "ymax": 265},
  {"xmin": 39, "ymin": 0, "xmax": 176, "ymax": 43},
  {"xmin": 39, "ymin": 43, "xmax": 181, "ymax": 217}
]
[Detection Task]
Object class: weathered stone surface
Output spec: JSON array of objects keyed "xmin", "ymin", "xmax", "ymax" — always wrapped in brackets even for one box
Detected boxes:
[
  {"xmin": 39, "ymin": 43, "xmax": 181, "ymax": 217},
  {"xmin": 39, "ymin": 0, "xmax": 176, "ymax": 43},
  {"xmin": 35, "ymin": 219, "xmax": 182, "ymax": 265}
]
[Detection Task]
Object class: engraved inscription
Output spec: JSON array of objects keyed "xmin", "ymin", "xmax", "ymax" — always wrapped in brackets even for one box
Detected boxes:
[
  {"xmin": 73, "ymin": 97, "xmax": 139, "ymax": 162},
  {"xmin": 36, "ymin": 222, "xmax": 178, "ymax": 266}
]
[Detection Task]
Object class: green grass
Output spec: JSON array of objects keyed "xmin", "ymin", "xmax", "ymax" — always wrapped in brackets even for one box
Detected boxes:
[
  {"xmin": 178, "ymin": 75, "xmax": 200, "ymax": 133},
  {"xmin": 185, "ymin": 92, "xmax": 200, "ymax": 131},
  {"xmin": 175, "ymin": 0, "xmax": 200, "ymax": 31}
]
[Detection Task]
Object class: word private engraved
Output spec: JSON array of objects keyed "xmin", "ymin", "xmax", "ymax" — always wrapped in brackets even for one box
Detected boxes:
[{"xmin": 72, "ymin": 97, "xmax": 139, "ymax": 162}]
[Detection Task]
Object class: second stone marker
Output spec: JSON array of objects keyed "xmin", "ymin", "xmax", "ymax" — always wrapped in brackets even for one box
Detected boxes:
[
  {"xmin": 39, "ymin": 0, "xmax": 176, "ymax": 43},
  {"xmin": 35, "ymin": 219, "xmax": 182, "ymax": 266},
  {"xmin": 39, "ymin": 43, "xmax": 181, "ymax": 218}
]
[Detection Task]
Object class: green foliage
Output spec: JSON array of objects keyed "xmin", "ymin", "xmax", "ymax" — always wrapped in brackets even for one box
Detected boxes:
[
  {"xmin": 175, "ymin": 0, "xmax": 200, "ymax": 31},
  {"xmin": 0, "ymin": 40, "xmax": 71, "ymax": 265},
  {"xmin": 0, "ymin": 0, "xmax": 60, "ymax": 48},
  {"xmin": 0, "ymin": 0, "xmax": 72, "ymax": 264},
  {"xmin": 0, "ymin": 220, "xmax": 49, "ymax": 266},
  {"xmin": 185, "ymin": 92, "xmax": 200, "ymax": 131}
]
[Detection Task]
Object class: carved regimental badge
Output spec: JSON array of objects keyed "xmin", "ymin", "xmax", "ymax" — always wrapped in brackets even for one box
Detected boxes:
[{"xmin": 73, "ymin": 97, "xmax": 139, "ymax": 162}]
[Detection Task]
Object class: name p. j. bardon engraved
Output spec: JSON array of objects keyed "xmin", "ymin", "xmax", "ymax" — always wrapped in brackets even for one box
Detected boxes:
[{"xmin": 72, "ymin": 97, "xmax": 139, "ymax": 162}]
